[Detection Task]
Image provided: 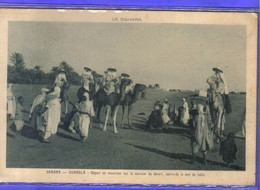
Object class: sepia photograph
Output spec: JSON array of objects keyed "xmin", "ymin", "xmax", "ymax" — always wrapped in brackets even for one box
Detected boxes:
[{"xmin": 0, "ymin": 9, "xmax": 257, "ymax": 185}]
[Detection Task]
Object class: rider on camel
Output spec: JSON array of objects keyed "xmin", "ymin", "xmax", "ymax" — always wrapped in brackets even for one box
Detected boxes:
[
  {"xmin": 55, "ymin": 68, "xmax": 67, "ymax": 87},
  {"xmin": 77, "ymin": 67, "xmax": 95, "ymax": 102},
  {"xmin": 207, "ymin": 67, "xmax": 232, "ymax": 114},
  {"xmin": 81, "ymin": 67, "xmax": 94, "ymax": 90},
  {"xmin": 101, "ymin": 68, "xmax": 120, "ymax": 95}
]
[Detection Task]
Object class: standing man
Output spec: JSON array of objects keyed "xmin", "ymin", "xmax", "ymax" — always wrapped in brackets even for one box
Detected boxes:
[
  {"xmin": 180, "ymin": 98, "xmax": 189, "ymax": 125},
  {"xmin": 7, "ymin": 84, "xmax": 16, "ymax": 120},
  {"xmin": 42, "ymin": 80, "xmax": 62, "ymax": 143},
  {"xmin": 161, "ymin": 99, "xmax": 170, "ymax": 125}
]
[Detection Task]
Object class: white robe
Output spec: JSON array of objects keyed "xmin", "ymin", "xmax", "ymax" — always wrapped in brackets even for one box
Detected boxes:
[
  {"xmin": 43, "ymin": 86, "xmax": 61, "ymax": 139},
  {"xmin": 69, "ymin": 100, "xmax": 95, "ymax": 137},
  {"xmin": 207, "ymin": 73, "xmax": 229, "ymax": 94},
  {"xmin": 180, "ymin": 102, "xmax": 189, "ymax": 125},
  {"xmin": 162, "ymin": 103, "xmax": 170, "ymax": 124},
  {"xmin": 102, "ymin": 72, "xmax": 119, "ymax": 95},
  {"xmin": 7, "ymin": 87, "xmax": 16, "ymax": 119}
]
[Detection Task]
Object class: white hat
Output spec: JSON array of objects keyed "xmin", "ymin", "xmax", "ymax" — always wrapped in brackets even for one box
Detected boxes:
[
  {"xmin": 213, "ymin": 67, "xmax": 223, "ymax": 73},
  {"xmin": 41, "ymin": 88, "xmax": 49, "ymax": 92}
]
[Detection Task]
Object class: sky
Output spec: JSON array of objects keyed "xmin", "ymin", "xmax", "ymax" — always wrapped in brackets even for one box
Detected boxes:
[{"xmin": 8, "ymin": 22, "xmax": 246, "ymax": 91}]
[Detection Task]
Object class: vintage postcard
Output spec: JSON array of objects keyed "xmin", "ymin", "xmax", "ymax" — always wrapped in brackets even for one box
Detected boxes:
[{"xmin": 0, "ymin": 9, "xmax": 257, "ymax": 185}]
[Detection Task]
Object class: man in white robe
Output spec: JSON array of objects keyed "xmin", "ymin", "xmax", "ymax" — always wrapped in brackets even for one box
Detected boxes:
[
  {"xmin": 29, "ymin": 88, "xmax": 49, "ymax": 132},
  {"xmin": 7, "ymin": 84, "xmax": 16, "ymax": 120},
  {"xmin": 42, "ymin": 81, "xmax": 62, "ymax": 143},
  {"xmin": 101, "ymin": 68, "xmax": 119, "ymax": 95},
  {"xmin": 162, "ymin": 99, "xmax": 170, "ymax": 125},
  {"xmin": 68, "ymin": 92, "xmax": 95, "ymax": 142}
]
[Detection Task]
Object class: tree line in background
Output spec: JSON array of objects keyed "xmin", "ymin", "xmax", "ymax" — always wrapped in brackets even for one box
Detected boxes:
[
  {"xmin": 7, "ymin": 52, "xmax": 160, "ymax": 88},
  {"xmin": 8, "ymin": 52, "xmax": 88, "ymax": 85}
]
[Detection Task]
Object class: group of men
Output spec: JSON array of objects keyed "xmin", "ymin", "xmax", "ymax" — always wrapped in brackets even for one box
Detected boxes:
[
  {"xmin": 8, "ymin": 66, "xmax": 134, "ymax": 143},
  {"xmin": 7, "ymin": 65, "xmax": 240, "ymax": 167}
]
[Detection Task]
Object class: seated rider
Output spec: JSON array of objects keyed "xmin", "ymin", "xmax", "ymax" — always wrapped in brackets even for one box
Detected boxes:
[
  {"xmin": 101, "ymin": 68, "xmax": 120, "ymax": 95},
  {"xmin": 207, "ymin": 67, "xmax": 232, "ymax": 114},
  {"xmin": 81, "ymin": 67, "xmax": 94, "ymax": 90},
  {"xmin": 55, "ymin": 68, "xmax": 67, "ymax": 87},
  {"xmin": 77, "ymin": 67, "xmax": 95, "ymax": 102}
]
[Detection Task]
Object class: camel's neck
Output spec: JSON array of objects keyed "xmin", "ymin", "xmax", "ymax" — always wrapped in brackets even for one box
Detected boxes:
[{"xmin": 130, "ymin": 88, "xmax": 141, "ymax": 103}]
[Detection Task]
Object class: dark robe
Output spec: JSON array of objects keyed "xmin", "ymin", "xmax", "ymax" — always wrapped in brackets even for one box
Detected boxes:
[
  {"xmin": 146, "ymin": 110, "xmax": 163, "ymax": 129},
  {"xmin": 77, "ymin": 83, "xmax": 95, "ymax": 102},
  {"xmin": 220, "ymin": 136, "xmax": 237, "ymax": 163}
]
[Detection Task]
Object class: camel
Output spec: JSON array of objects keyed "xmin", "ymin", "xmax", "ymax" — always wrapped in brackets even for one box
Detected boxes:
[
  {"xmin": 94, "ymin": 79, "xmax": 131, "ymax": 133},
  {"xmin": 120, "ymin": 83, "xmax": 146, "ymax": 128}
]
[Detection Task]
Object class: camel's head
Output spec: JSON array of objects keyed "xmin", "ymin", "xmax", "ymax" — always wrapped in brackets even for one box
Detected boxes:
[
  {"xmin": 120, "ymin": 78, "xmax": 132, "ymax": 92},
  {"xmin": 120, "ymin": 78, "xmax": 132, "ymax": 86},
  {"xmin": 134, "ymin": 83, "xmax": 146, "ymax": 93},
  {"xmin": 132, "ymin": 84, "xmax": 146, "ymax": 100},
  {"xmin": 119, "ymin": 79, "xmax": 132, "ymax": 101}
]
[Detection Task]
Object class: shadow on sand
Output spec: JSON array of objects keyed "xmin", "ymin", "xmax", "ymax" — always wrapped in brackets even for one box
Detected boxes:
[
  {"xmin": 56, "ymin": 131, "xmax": 81, "ymax": 142},
  {"xmin": 8, "ymin": 122, "xmax": 40, "ymax": 140},
  {"xmin": 125, "ymin": 143, "xmax": 244, "ymax": 170}
]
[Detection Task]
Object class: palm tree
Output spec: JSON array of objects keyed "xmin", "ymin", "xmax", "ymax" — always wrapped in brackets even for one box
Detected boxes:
[{"xmin": 9, "ymin": 52, "xmax": 25, "ymax": 71}]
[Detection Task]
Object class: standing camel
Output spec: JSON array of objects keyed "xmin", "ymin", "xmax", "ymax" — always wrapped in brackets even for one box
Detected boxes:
[
  {"xmin": 120, "ymin": 83, "xmax": 146, "ymax": 128},
  {"xmin": 94, "ymin": 79, "xmax": 131, "ymax": 133}
]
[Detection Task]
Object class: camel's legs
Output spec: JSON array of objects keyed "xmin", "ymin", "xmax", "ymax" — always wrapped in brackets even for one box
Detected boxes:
[
  {"xmin": 113, "ymin": 106, "xmax": 119, "ymax": 133},
  {"xmin": 215, "ymin": 108, "xmax": 224, "ymax": 142},
  {"xmin": 96, "ymin": 104, "xmax": 103, "ymax": 129},
  {"xmin": 121, "ymin": 105, "xmax": 125, "ymax": 128},
  {"xmin": 220, "ymin": 110, "xmax": 226, "ymax": 138},
  {"xmin": 103, "ymin": 106, "xmax": 110, "ymax": 132},
  {"xmin": 128, "ymin": 105, "xmax": 132, "ymax": 128}
]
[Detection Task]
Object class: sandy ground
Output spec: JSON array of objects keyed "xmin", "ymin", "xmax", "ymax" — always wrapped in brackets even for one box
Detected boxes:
[{"xmin": 6, "ymin": 85, "xmax": 245, "ymax": 170}]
